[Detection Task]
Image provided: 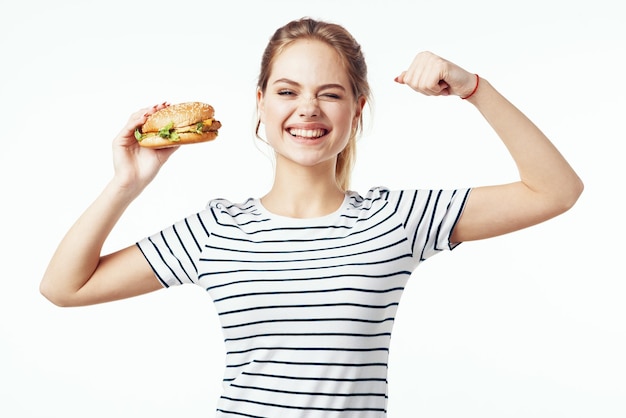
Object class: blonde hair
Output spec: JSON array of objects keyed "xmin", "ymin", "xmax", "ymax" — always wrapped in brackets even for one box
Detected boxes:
[{"xmin": 255, "ymin": 17, "xmax": 371, "ymax": 191}]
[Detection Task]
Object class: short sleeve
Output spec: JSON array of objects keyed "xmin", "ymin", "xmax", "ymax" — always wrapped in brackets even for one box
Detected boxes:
[
  {"xmin": 136, "ymin": 210, "xmax": 212, "ymax": 288},
  {"xmin": 391, "ymin": 188, "xmax": 471, "ymax": 261}
]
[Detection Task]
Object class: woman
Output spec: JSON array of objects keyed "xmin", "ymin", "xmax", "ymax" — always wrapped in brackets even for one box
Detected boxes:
[{"xmin": 40, "ymin": 17, "xmax": 583, "ymax": 417}]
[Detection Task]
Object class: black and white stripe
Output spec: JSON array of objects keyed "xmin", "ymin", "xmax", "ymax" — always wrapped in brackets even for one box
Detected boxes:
[{"xmin": 138, "ymin": 186, "xmax": 470, "ymax": 417}]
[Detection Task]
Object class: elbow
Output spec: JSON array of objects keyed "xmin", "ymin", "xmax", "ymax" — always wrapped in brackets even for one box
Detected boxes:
[
  {"xmin": 39, "ymin": 281, "xmax": 63, "ymax": 307},
  {"xmin": 565, "ymin": 176, "xmax": 584, "ymax": 210},
  {"xmin": 553, "ymin": 175, "xmax": 584, "ymax": 216},
  {"xmin": 39, "ymin": 278, "xmax": 75, "ymax": 308}
]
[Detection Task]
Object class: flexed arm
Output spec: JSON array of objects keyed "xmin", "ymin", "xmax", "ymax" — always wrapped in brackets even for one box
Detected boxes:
[
  {"xmin": 40, "ymin": 104, "xmax": 178, "ymax": 306},
  {"xmin": 395, "ymin": 52, "xmax": 583, "ymax": 242}
]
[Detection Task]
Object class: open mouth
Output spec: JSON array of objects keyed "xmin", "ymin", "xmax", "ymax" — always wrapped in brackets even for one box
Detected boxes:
[{"xmin": 288, "ymin": 128, "xmax": 328, "ymax": 139}]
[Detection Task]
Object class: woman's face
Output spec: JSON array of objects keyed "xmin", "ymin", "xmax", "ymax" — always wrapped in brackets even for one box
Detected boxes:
[{"xmin": 257, "ymin": 39, "xmax": 365, "ymax": 171}]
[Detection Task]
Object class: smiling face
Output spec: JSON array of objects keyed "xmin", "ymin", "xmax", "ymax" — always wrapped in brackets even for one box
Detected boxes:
[{"xmin": 257, "ymin": 39, "xmax": 365, "ymax": 172}]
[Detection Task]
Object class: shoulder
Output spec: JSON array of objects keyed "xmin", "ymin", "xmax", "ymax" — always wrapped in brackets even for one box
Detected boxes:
[
  {"xmin": 347, "ymin": 187, "xmax": 470, "ymax": 216},
  {"xmin": 346, "ymin": 186, "xmax": 391, "ymax": 205},
  {"xmin": 346, "ymin": 186, "xmax": 421, "ymax": 209},
  {"xmin": 207, "ymin": 197, "xmax": 258, "ymax": 213},
  {"xmin": 344, "ymin": 186, "xmax": 409, "ymax": 219},
  {"xmin": 206, "ymin": 197, "xmax": 269, "ymax": 227}
]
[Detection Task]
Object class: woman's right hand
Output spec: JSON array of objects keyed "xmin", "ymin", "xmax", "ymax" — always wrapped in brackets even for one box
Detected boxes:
[
  {"xmin": 112, "ymin": 103, "xmax": 180, "ymax": 194},
  {"xmin": 40, "ymin": 103, "xmax": 177, "ymax": 307}
]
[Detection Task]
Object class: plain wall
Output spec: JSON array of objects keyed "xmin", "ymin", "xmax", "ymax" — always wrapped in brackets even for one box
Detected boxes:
[{"xmin": 1, "ymin": 1, "xmax": 624, "ymax": 417}]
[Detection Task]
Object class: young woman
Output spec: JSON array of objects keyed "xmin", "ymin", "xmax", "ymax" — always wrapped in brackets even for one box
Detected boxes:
[{"xmin": 40, "ymin": 17, "xmax": 583, "ymax": 417}]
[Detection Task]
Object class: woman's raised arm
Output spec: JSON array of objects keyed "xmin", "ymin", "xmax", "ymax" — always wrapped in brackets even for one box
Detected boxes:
[
  {"xmin": 395, "ymin": 51, "xmax": 583, "ymax": 242},
  {"xmin": 40, "ymin": 104, "xmax": 178, "ymax": 306}
]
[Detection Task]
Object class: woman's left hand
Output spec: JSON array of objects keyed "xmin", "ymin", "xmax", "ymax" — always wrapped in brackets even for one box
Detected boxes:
[{"xmin": 394, "ymin": 51, "xmax": 476, "ymax": 98}]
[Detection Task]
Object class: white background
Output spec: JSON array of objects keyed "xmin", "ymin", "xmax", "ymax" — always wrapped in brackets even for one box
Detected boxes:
[{"xmin": 1, "ymin": 0, "xmax": 624, "ymax": 417}]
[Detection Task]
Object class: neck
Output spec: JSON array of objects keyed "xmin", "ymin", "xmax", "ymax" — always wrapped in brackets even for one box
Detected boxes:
[{"xmin": 262, "ymin": 157, "xmax": 345, "ymax": 218}]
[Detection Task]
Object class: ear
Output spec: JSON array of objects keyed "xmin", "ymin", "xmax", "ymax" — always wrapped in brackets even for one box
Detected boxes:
[
  {"xmin": 353, "ymin": 95, "xmax": 366, "ymax": 123},
  {"xmin": 257, "ymin": 88, "xmax": 265, "ymax": 123}
]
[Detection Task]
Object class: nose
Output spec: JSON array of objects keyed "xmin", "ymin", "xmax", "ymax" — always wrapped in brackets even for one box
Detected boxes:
[{"xmin": 298, "ymin": 95, "xmax": 319, "ymax": 117}]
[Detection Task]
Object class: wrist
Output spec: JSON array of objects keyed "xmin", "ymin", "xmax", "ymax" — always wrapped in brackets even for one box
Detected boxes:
[
  {"xmin": 461, "ymin": 74, "xmax": 480, "ymax": 100},
  {"xmin": 106, "ymin": 177, "xmax": 145, "ymax": 205}
]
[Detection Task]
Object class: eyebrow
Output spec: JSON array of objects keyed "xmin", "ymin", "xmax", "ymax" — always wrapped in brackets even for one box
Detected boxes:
[{"xmin": 272, "ymin": 78, "xmax": 347, "ymax": 91}]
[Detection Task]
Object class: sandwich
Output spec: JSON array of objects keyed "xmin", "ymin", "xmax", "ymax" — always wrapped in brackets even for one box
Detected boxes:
[{"xmin": 135, "ymin": 102, "xmax": 221, "ymax": 148}]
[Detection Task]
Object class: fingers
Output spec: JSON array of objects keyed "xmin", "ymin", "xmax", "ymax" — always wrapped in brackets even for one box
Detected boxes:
[
  {"xmin": 394, "ymin": 71, "xmax": 407, "ymax": 84},
  {"xmin": 116, "ymin": 102, "xmax": 170, "ymax": 141},
  {"xmin": 395, "ymin": 51, "xmax": 473, "ymax": 97},
  {"xmin": 395, "ymin": 51, "xmax": 449, "ymax": 96},
  {"xmin": 154, "ymin": 144, "xmax": 180, "ymax": 163},
  {"xmin": 143, "ymin": 101, "xmax": 170, "ymax": 118},
  {"xmin": 396, "ymin": 70, "xmax": 448, "ymax": 95}
]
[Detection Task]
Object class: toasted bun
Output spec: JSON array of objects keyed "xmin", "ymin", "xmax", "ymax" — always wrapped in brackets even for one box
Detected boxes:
[
  {"xmin": 138, "ymin": 131, "xmax": 219, "ymax": 149},
  {"xmin": 142, "ymin": 102, "xmax": 215, "ymax": 132},
  {"xmin": 137, "ymin": 101, "xmax": 220, "ymax": 148}
]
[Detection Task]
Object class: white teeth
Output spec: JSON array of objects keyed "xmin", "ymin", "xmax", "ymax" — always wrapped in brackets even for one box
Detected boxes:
[{"xmin": 289, "ymin": 128, "xmax": 326, "ymax": 138}]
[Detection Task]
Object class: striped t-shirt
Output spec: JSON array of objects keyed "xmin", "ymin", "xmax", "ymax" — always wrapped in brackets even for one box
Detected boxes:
[{"xmin": 137, "ymin": 186, "xmax": 470, "ymax": 417}]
